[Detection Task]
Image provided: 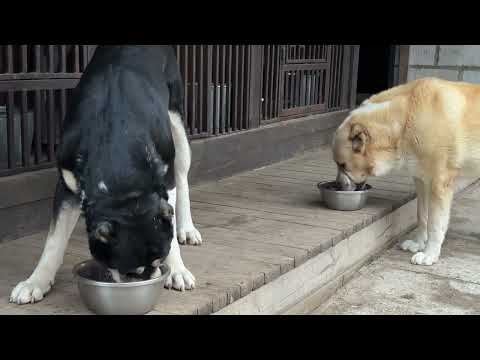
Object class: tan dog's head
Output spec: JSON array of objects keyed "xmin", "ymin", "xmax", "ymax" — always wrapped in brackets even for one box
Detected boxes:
[{"xmin": 332, "ymin": 102, "xmax": 402, "ymax": 185}]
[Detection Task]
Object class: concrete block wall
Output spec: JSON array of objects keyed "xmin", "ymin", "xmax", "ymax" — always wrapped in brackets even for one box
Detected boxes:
[{"xmin": 407, "ymin": 45, "xmax": 480, "ymax": 83}]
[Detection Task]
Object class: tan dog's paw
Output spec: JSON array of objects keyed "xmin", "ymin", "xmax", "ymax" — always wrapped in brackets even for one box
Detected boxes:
[
  {"xmin": 400, "ymin": 239, "xmax": 426, "ymax": 254},
  {"xmin": 411, "ymin": 251, "xmax": 439, "ymax": 266}
]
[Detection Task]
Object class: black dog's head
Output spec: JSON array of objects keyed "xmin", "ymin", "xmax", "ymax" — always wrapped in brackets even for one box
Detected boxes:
[{"xmin": 84, "ymin": 189, "xmax": 173, "ymax": 276}]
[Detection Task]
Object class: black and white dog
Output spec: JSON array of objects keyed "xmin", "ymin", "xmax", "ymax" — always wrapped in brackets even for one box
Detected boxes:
[{"xmin": 10, "ymin": 45, "xmax": 202, "ymax": 305}]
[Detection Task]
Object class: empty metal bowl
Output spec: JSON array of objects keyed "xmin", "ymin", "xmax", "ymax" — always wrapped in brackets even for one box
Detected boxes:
[
  {"xmin": 73, "ymin": 260, "xmax": 170, "ymax": 315},
  {"xmin": 317, "ymin": 181, "xmax": 372, "ymax": 211}
]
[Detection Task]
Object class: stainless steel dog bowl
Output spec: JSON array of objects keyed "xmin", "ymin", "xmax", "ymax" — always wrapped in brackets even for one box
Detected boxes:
[
  {"xmin": 73, "ymin": 260, "xmax": 170, "ymax": 315},
  {"xmin": 317, "ymin": 181, "xmax": 372, "ymax": 211}
]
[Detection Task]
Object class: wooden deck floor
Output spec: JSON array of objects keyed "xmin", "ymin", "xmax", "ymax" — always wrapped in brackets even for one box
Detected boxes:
[{"xmin": 0, "ymin": 146, "xmax": 417, "ymax": 315}]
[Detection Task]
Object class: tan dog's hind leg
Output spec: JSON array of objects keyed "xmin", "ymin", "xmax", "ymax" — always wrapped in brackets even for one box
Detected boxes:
[
  {"xmin": 401, "ymin": 177, "xmax": 429, "ymax": 253},
  {"xmin": 411, "ymin": 170, "xmax": 457, "ymax": 266}
]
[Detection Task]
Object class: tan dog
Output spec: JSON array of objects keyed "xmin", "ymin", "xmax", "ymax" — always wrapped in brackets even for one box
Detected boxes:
[{"xmin": 332, "ymin": 77, "xmax": 480, "ymax": 266}]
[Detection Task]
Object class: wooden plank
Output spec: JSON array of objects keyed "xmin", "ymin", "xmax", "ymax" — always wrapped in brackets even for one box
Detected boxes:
[
  {"xmin": 275, "ymin": 160, "xmax": 415, "ymax": 182},
  {"xmin": 197, "ymin": 179, "xmax": 396, "ymax": 217},
  {"xmin": 249, "ymin": 167, "xmax": 414, "ymax": 192},
  {"xmin": 198, "ymin": 226, "xmax": 306, "ymax": 270},
  {"xmin": 228, "ymin": 173, "xmax": 412, "ymax": 203},
  {"xmin": 191, "ymin": 198, "xmax": 349, "ymax": 230},
  {"xmin": 267, "ymin": 164, "xmax": 415, "ymax": 187},
  {"xmin": 194, "ymin": 181, "xmax": 390, "ymax": 220},
  {"xmin": 0, "ymin": 199, "xmax": 52, "ymax": 244},
  {"xmin": 0, "ymin": 160, "xmax": 56, "ymax": 210},
  {"xmin": 0, "ymin": 79, "xmax": 80, "ymax": 92},
  {"xmin": 191, "ymin": 187, "xmax": 372, "ymax": 223}
]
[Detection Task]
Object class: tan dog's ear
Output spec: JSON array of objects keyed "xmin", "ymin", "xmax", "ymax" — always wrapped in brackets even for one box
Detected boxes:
[{"xmin": 349, "ymin": 124, "xmax": 370, "ymax": 154}]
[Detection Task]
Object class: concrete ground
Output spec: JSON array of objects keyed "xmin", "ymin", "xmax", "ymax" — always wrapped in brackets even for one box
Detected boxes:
[{"xmin": 310, "ymin": 182, "xmax": 480, "ymax": 315}]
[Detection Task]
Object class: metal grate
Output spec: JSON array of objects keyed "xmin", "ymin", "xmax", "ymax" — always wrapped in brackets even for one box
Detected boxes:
[
  {"xmin": 285, "ymin": 45, "xmax": 328, "ymax": 64},
  {"xmin": 0, "ymin": 45, "xmax": 91, "ymax": 177},
  {"xmin": 327, "ymin": 45, "xmax": 346, "ymax": 111},
  {"xmin": 261, "ymin": 45, "xmax": 352, "ymax": 123},
  {"xmin": 174, "ymin": 45, "xmax": 251, "ymax": 138}
]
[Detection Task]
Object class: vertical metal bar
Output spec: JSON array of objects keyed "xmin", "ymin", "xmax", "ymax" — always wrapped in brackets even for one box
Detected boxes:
[
  {"xmin": 6, "ymin": 91, "xmax": 15, "ymax": 168},
  {"xmin": 207, "ymin": 85, "xmax": 214, "ymax": 136},
  {"xmin": 283, "ymin": 71, "xmax": 292, "ymax": 110},
  {"xmin": 325, "ymin": 46, "xmax": 333, "ymax": 109},
  {"xmin": 301, "ymin": 70, "xmax": 307, "ymax": 107},
  {"xmin": 349, "ymin": 45, "xmax": 361, "ymax": 109},
  {"xmin": 199, "ymin": 45, "xmax": 204, "ymax": 134},
  {"xmin": 310, "ymin": 70, "xmax": 315, "ymax": 105},
  {"xmin": 21, "ymin": 45, "xmax": 28, "ymax": 73},
  {"xmin": 269, "ymin": 45, "xmax": 276, "ymax": 119},
  {"xmin": 239, "ymin": 46, "xmax": 245, "ymax": 129},
  {"xmin": 176, "ymin": 45, "xmax": 180, "ymax": 61},
  {"xmin": 306, "ymin": 71, "xmax": 311, "ymax": 106},
  {"xmin": 47, "ymin": 89, "xmax": 55, "ymax": 162},
  {"xmin": 227, "ymin": 45, "xmax": 232, "ymax": 131},
  {"xmin": 221, "ymin": 84, "xmax": 226, "ymax": 133},
  {"xmin": 20, "ymin": 91, "xmax": 29, "ymax": 167},
  {"xmin": 322, "ymin": 69, "xmax": 326, "ymax": 104},
  {"xmin": 206, "ymin": 45, "xmax": 213, "ymax": 135},
  {"xmin": 336, "ymin": 46, "xmax": 342, "ymax": 107},
  {"xmin": 60, "ymin": 89, "xmax": 67, "ymax": 135},
  {"xmin": 329, "ymin": 46, "xmax": 336, "ymax": 107},
  {"xmin": 83, "ymin": 45, "xmax": 89, "ymax": 71},
  {"xmin": 215, "ymin": 45, "xmax": 220, "ymax": 85},
  {"xmin": 61, "ymin": 45, "xmax": 67, "ymax": 73},
  {"xmin": 34, "ymin": 90, "xmax": 42, "ymax": 164},
  {"xmin": 6, "ymin": 45, "xmax": 13, "ymax": 73},
  {"xmin": 74, "ymin": 45, "xmax": 80, "ymax": 73},
  {"xmin": 227, "ymin": 83, "xmax": 232, "ymax": 132},
  {"xmin": 221, "ymin": 45, "xmax": 226, "ymax": 132},
  {"xmin": 191, "ymin": 46, "xmax": 197, "ymax": 135},
  {"xmin": 183, "ymin": 46, "xmax": 189, "ymax": 131},
  {"xmin": 265, "ymin": 45, "xmax": 271, "ymax": 120},
  {"xmin": 340, "ymin": 45, "xmax": 351, "ymax": 109},
  {"xmin": 233, "ymin": 45, "xmax": 239, "ymax": 131},
  {"xmin": 296, "ymin": 70, "xmax": 301, "ymax": 108},
  {"xmin": 294, "ymin": 70, "xmax": 300, "ymax": 108},
  {"xmin": 335, "ymin": 46, "xmax": 342, "ymax": 107},
  {"xmin": 274, "ymin": 46, "xmax": 281, "ymax": 118},
  {"xmin": 215, "ymin": 85, "xmax": 220, "ymax": 135},
  {"xmin": 35, "ymin": 45, "xmax": 41, "ymax": 72},
  {"xmin": 48, "ymin": 45, "xmax": 54, "ymax": 73}
]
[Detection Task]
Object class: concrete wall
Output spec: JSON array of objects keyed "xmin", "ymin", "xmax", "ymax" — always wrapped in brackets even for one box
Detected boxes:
[{"xmin": 407, "ymin": 45, "xmax": 480, "ymax": 83}]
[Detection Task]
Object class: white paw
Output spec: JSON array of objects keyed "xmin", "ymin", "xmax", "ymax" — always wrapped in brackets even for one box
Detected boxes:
[
  {"xmin": 411, "ymin": 251, "xmax": 439, "ymax": 266},
  {"xmin": 10, "ymin": 278, "xmax": 51, "ymax": 305},
  {"xmin": 177, "ymin": 225, "xmax": 203, "ymax": 246},
  {"xmin": 164, "ymin": 266, "xmax": 196, "ymax": 292},
  {"xmin": 400, "ymin": 239, "xmax": 426, "ymax": 253}
]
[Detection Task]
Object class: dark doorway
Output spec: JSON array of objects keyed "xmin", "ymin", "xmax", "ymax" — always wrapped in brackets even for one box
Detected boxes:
[{"xmin": 356, "ymin": 45, "xmax": 397, "ymax": 105}]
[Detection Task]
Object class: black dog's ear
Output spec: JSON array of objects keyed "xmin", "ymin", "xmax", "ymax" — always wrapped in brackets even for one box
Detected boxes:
[{"xmin": 95, "ymin": 222, "xmax": 114, "ymax": 244}]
